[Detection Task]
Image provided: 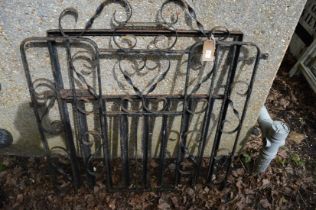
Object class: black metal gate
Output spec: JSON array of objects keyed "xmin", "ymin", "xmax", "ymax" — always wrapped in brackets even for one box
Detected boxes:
[{"xmin": 20, "ymin": 0, "xmax": 267, "ymax": 191}]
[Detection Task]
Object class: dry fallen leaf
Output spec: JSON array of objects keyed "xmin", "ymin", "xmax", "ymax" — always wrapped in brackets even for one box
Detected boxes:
[
  {"xmin": 186, "ymin": 187, "xmax": 195, "ymax": 197},
  {"xmin": 232, "ymin": 168, "xmax": 245, "ymax": 177},
  {"xmin": 158, "ymin": 198, "xmax": 170, "ymax": 210},
  {"xmin": 288, "ymin": 132, "xmax": 305, "ymax": 144},
  {"xmin": 279, "ymin": 98, "xmax": 290, "ymax": 108},
  {"xmin": 260, "ymin": 198, "xmax": 271, "ymax": 209},
  {"xmin": 108, "ymin": 199, "xmax": 116, "ymax": 210},
  {"xmin": 170, "ymin": 196, "xmax": 179, "ymax": 208},
  {"xmin": 262, "ymin": 179, "xmax": 270, "ymax": 187},
  {"xmin": 16, "ymin": 194, "xmax": 23, "ymax": 203},
  {"xmin": 277, "ymin": 149, "xmax": 288, "ymax": 158},
  {"xmin": 236, "ymin": 177, "xmax": 243, "ymax": 192},
  {"xmin": 150, "ymin": 160, "xmax": 159, "ymax": 168},
  {"xmin": 94, "ymin": 186, "xmax": 100, "ymax": 193},
  {"xmin": 235, "ymin": 196, "xmax": 246, "ymax": 209}
]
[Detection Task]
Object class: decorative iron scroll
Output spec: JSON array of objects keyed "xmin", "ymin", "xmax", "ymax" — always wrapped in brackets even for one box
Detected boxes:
[{"xmin": 21, "ymin": 0, "xmax": 267, "ymax": 191}]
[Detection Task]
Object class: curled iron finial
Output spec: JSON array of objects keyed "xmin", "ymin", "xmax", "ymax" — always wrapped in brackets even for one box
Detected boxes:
[
  {"xmin": 210, "ymin": 26, "xmax": 230, "ymax": 41},
  {"xmin": 159, "ymin": 0, "xmax": 209, "ymax": 37},
  {"xmin": 59, "ymin": 7, "xmax": 79, "ymax": 37},
  {"xmin": 59, "ymin": 0, "xmax": 132, "ymax": 37}
]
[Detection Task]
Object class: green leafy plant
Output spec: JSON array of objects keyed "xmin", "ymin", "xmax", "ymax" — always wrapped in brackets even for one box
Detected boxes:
[
  {"xmin": 0, "ymin": 163, "xmax": 6, "ymax": 172},
  {"xmin": 241, "ymin": 153, "xmax": 252, "ymax": 164},
  {"xmin": 290, "ymin": 153, "xmax": 305, "ymax": 167},
  {"xmin": 275, "ymin": 156, "xmax": 286, "ymax": 166}
]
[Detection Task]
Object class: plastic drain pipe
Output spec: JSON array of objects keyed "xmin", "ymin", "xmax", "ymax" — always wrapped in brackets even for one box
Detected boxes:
[{"xmin": 257, "ymin": 106, "xmax": 290, "ymax": 173}]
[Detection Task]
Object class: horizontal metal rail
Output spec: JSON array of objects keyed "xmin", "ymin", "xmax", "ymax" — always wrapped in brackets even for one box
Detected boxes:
[{"xmin": 47, "ymin": 28, "xmax": 242, "ymax": 38}]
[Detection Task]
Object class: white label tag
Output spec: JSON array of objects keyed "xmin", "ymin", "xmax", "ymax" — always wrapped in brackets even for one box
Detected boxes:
[
  {"xmin": 205, "ymin": 50, "xmax": 212, "ymax": 59},
  {"xmin": 202, "ymin": 39, "xmax": 215, "ymax": 62}
]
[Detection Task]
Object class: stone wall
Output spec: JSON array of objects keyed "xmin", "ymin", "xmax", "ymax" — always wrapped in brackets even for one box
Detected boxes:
[{"xmin": 0, "ymin": 0, "xmax": 306, "ymax": 156}]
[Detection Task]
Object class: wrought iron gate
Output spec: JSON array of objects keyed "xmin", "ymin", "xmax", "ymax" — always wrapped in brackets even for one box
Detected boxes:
[{"xmin": 21, "ymin": 0, "xmax": 267, "ymax": 191}]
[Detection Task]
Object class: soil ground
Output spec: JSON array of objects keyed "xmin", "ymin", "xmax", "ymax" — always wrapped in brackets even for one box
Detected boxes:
[{"xmin": 0, "ymin": 53, "xmax": 315, "ymax": 209}]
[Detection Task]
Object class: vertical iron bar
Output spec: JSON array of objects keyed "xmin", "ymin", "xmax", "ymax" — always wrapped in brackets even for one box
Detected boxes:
[
  {"xmin": 206, "ymin": 41, "xmax": 242, "ymax": 183},
  {"xmin": 157, "ymin": 100, "xmax": 170, "ymax": 187},
  {"xmin": 100, "ymin": 98, "xmax": 113, "ymax": 189},
  {"xmin": 47, "ymin": 41, "xmax": 81, "ymax": 187},
  {"xmin": 93, "ymin": 61, "xmax": 113, "ymax": 189},
  {"xmin": 174, "ymin": 47, "xmax": 194, "ymax": 186},
  {"xmin": 77, "ymin": 101, "xmax": 95, "ymax": 186},
  {"xmin": 222, "ymin": 44, "xmax": 261, "ymax": 187},
  {"xmin": 141, "ymin": 97, "xmax": 150, "ymax": 188},
  {"xmin": 20, "ymin": 40, "xmax": 57, "ymax": 188},
  {"xmin": 191, "ymin": 46, "xmax": 220, "ymax": 185},
  {"xmin": 120, "ymin": 100, "xmax": 130, "ymax": 187},
  {"xmin": 20, "ymin": 40, "xmax": 50, "ymax": 154}
]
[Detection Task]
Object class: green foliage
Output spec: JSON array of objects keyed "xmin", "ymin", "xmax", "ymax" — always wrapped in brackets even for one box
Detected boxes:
[
  {"xmin": 241, "ymin": 153, "xmax": 252, "ymax": 164},
  {"xmin": 275, "ymin": 156, "xmax": 286, "ymax": 167},
  {"xmin": 290, "ymin": 153, "xmax": 305, "ymax": 167},
  {"xmin": 0, "ymin": 163, "xmax": 6, "ymax": 172}
]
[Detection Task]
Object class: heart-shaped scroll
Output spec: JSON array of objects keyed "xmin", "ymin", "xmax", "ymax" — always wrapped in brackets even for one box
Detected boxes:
[{"xmin": 117, "ymin": 55, "xmax": 171, "ymax": 96}]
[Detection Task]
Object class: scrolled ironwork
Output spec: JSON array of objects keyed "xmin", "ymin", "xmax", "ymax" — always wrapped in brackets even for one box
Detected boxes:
[
  {"xmin": 159, "ymin": 0, "xmax": 207, "ymax": 37},
  {"xmin": 117, "ymin": 54, "xmax": 171, "ymax": 96},
  {"xmin": 33, "ymin": 79, "xmax": 63, "ymax": 135},
  {"xmin": 50, "ymin": 146, "xmax": 73, "ymax": 181},
  {"xmin": 220, "ymin": 99, "xmax": 241, "ymax": 134},
  {"xmin": 232, "ymin": 80, "xmax": 250, "ymax": 96},
  {"xmin": 112, "ymin": 34, "xmax": 137, "ymax": 50}
]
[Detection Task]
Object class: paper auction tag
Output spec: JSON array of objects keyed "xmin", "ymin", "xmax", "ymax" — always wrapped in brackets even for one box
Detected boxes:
[{"xmin": 202, "ymin": 39, "xmax": 215, "ymax": 62}]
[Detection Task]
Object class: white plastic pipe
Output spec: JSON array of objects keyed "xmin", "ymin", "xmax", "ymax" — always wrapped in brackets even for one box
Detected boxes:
[{"xmin": 257, "ymin": 106, "xmax": 290, "ymax": 173}]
